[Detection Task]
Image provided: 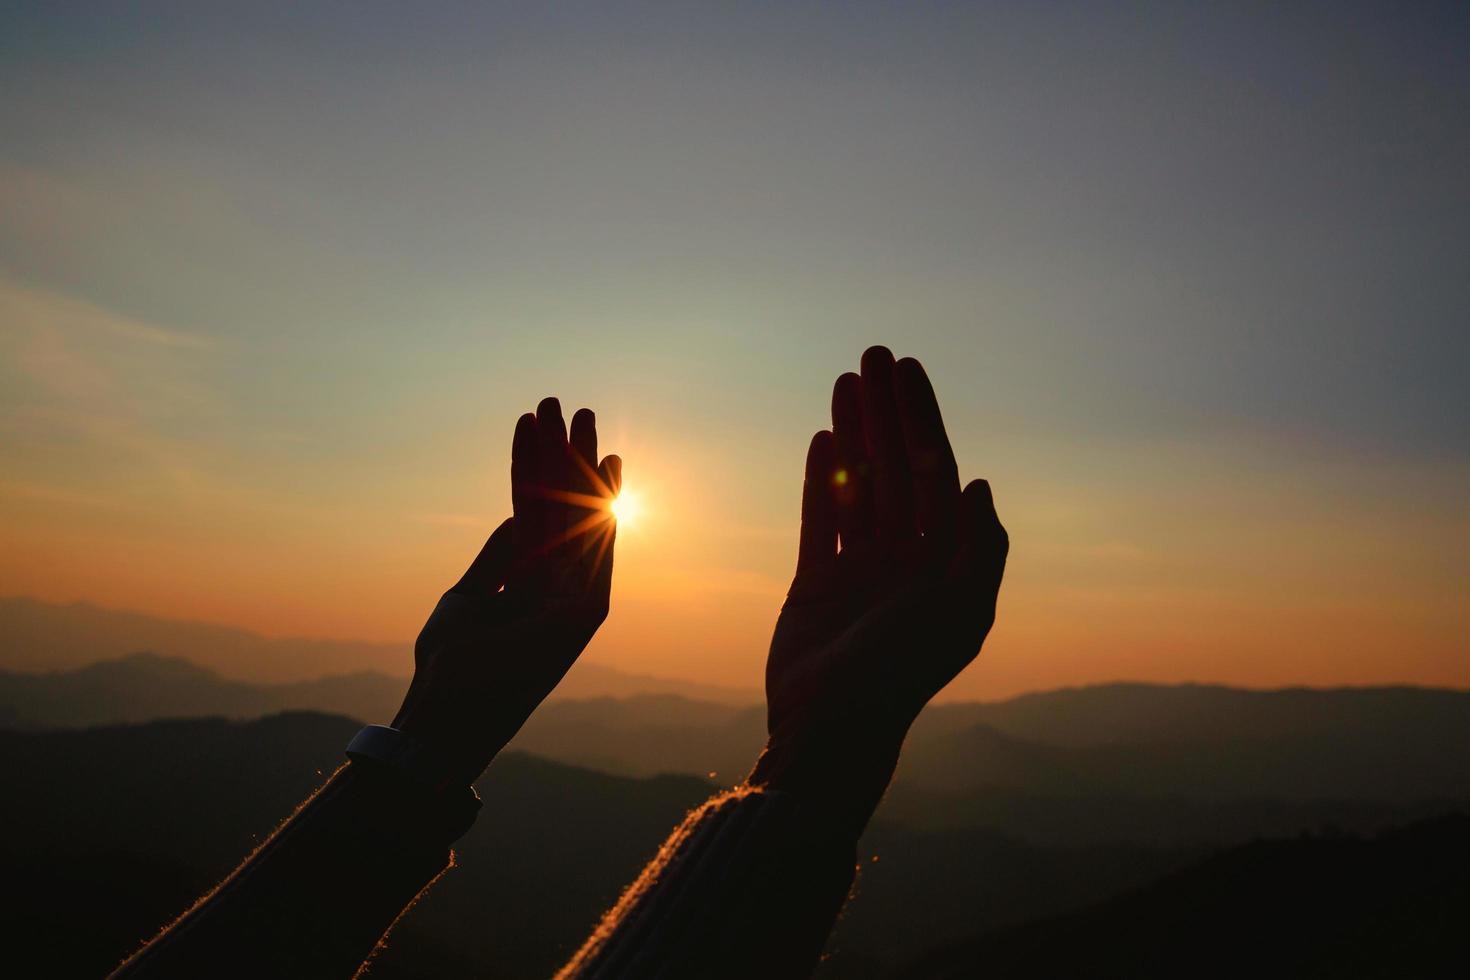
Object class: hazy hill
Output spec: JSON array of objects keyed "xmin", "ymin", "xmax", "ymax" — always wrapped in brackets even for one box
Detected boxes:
[
  {"xmin": 0, "ymin": 652, "xmax": 766, "ymax": 759},
  {"xmin": 904, "ymin": 814, "xmax": 1470, "ymax": 979},
  {"xmin": 0, "ymin": 594, "xmax": 756, "ymax": 700},
  {"xmin": 0, "ymin": 652, "xmax": 405, "ymax": 729},
  {"xmin": 0, "ymin": 595, "xmax": 407, "ymax": 681},
  {"xmin": 5, "ymin": 653, "xmax": 1470, "ymax": 847},
  {"xmin": 2, "ymin": 713, "xmax": 1462, "ymax": 978},
  {"xmin": 923, "ymin": 681, "xmax": 1470, "ymax": 748},
  {"xmin": 898, "ymin": 709, "xmax": 1470, "ymax": 800},
  {"xmin": 0, "ymin": 713, "xmax": 1197, "ymax": 978},
  {"xmin": 514, "ymin": 694, "xmax": 765, "ymax": 780},
  {"xmin": 0, "ymin": 712, "xmax": 716, "ymax": 978}
]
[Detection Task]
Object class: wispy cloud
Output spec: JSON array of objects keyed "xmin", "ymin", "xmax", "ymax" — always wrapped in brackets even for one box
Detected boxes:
[
  {"xmin": 0, "ymin": 277, "xmax": 222, "ymax": 503},
  {"xmin": 1, "ymin": 276, "xmax": 213, "ymax": 353}
]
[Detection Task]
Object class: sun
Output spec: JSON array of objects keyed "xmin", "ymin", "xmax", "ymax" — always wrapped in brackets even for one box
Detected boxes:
[{"xmin": 609, "ymin": 488, "xmax": 642, "ymax": 527}]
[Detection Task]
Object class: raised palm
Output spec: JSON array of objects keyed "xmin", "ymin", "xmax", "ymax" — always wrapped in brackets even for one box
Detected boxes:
[
  {"xmin": 760, "ymin": 348, "xmax": 1007, "ymax": 823},
  {"xmin": 393, "ymin": 397, "xmax": 621, "ymax": 784}
]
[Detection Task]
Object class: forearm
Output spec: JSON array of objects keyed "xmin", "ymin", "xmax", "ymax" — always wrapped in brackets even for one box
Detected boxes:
[
  {"xmin": 557, "ymin": 782, "xmax": 858, "ymax": 980},
  {"xmin": 110, "ymin": 761, "xmax": 467, "ymax": 979}
]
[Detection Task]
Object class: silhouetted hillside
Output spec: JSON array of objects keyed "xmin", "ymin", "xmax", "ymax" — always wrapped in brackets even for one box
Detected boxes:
[
  {"xmin": 0, "ymin": 712, "xmax": 716, "ymax": 978},
  {"xmin": 919, "ymin": 682, "xmax": 1470, "ymax": 749},
  {"xmin": 0, "ymin": 652, "xmax": 406, "ymax": 729},
  {"xmin": 882, "ymin": 716, "xmax": 1470, "ymax": 842},
  {"xmin": 0, "ymin": 713, "xmax": 1199, "ymax": 978},
  {"xmin": 0, "ymin": 595, "xmax": 408, "ymax": 681},
  {"xmin": 0, "ymin": 595, "xmax": 758, "ymax": 700},
  {"xmin": 8, "ymin": 653, "xmax": 1470, "ymax": 846},
  {"xmin": 520, "ymin": 689, "xmax": 1470, "ymax": 841},
  {"xmin": 513, "ymin": 694, "xmax": 765, "ymax": 779},
  {"xmin": 3, "ymin": 714, "xmax": 1463, "ymax": 978},
  {"xmin": 0, "ymin": 590, "xmax": 758, "ymax": 696},
  {"xmin": 904, "ymin": 815, "xmax": 1470, "ymax": 979}
]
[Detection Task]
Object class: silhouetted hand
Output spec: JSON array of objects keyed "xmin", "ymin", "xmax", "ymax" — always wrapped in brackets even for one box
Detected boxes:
[
  {"xmin": 392, "ymin": 398, "xmax": 621, "ymax": 785},
  {"xmin": 751, "ymin": 347, "xmax": 1007, "ymax": 834}
]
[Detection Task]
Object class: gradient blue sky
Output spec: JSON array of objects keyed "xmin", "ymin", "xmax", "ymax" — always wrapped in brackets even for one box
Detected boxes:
[{"xmin": 2, "ymin": 2, "xmax": 1466, "ymax": 695}]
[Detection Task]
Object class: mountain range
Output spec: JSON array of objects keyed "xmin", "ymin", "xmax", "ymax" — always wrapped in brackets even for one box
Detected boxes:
[
  {"xmin": 3, "ymin": 712, "xmax": 1462, "ymax": 978},
  {"xmin": 0, "ymin": 595, "xmax": 755, "ymax": 699},
  {"xmin": 5, "ymin": 649, "xmax": 1470, "ymax": 848},
  {"xmin": 903, "ymin": 813, "xmax": 1470, "ymax": 979},
  {"xmin": 4, "ymin": 596, "xmax": 1469, "ymax": 975}
]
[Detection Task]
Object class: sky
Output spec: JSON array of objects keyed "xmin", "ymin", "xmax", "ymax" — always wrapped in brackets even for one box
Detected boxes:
[{"xmin": 1, "ymin": 1, "xmax": 1467, "ymax": 698}]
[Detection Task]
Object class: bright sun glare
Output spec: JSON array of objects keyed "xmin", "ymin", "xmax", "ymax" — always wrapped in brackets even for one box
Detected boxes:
[{"xmin": 610, "ymin": 488, "xmax": 641, "ymax": 527}]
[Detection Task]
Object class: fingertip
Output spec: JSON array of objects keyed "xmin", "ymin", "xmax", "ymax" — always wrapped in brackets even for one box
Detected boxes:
[
  {"xmin": 798, "ymin": 430, "xmax": 839, "ymax": 572},
  {"xmin": 962, "ymin": 477, "xmax": 993, "ymax": 502},
  {"xmin": 832, "ymin": 372, "xmax": 863, "ymax": 419},
  {"xmin": 894, "ymin": 356, "xmax": 930, "ymax": 388},
  {"xmin": 570, "ymin": 407, "xmax": 597, "ymax": 464},
  {"xmin": 512, "ymin": 412, "xmax": 538, "ymax": 456},
  {"xmin": 537, "ymin": 396, "xmax": 568, "ymax": 451},
  {"xmin": 806, "ymin": 429, "xmax": 836, "ymax": 471},
  {"xmin": 537, "ymin": 398, "xmax": 566, "ymax": 443},
  {"xmin": 861, "ymin": 345, "xmax": 896, "ymax": 377},
  {"xmin": 600, "ymin": 454, "xmax": 623, "ymax": 494},
  {"xmin": 962, "ymin": 479, "xmax": 1003, "ymax": 534},
  {"xmin": 894, "ymin": 356, "xmax": 950, "ymax": 451},
  {"xmin": 893, "ymin": 357, "xmax": 927, "ymax": 407}
]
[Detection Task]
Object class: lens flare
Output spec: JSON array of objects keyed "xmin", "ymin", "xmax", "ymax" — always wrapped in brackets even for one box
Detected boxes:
[{"xmin": 609, "ymin": 488, "xmax": 641, "ymax": 527}]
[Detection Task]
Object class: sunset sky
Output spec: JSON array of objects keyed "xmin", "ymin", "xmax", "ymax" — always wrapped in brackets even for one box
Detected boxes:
[{"xmin": 2, "ymin": 2, "xmax": 1466, "ymax": 699}]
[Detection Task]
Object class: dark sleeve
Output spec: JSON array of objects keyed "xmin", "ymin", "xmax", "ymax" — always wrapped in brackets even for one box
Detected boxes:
[
  {"xmin": 109, "ymin": 761, "xmax": 471, "ymax": 979},
  {"xmin": 557, "ymin": 786, "xmax": 858, "ymax": 980}
]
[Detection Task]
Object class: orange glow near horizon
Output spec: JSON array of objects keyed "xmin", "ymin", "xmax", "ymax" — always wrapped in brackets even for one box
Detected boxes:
[{"xmin": 3, "ymin": 413, "xmax": 1466, "ymax": 700}]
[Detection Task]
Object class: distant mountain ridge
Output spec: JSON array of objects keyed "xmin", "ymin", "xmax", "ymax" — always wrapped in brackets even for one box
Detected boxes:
[
  {"xmin": 0, "ymin": 595, "xmax": 756, "ymax": 700},
  {"xmin": 5, "ymin": 652, "xmax": 1470, "ymax": 847},
  {"xmin": 940, "ymin": 680, "xmax": 1470, "ymax": 747},
  {"xmin": 0, "ymin": 652, "xmax": 406, "ymax": 729},
  {"xmin": 903, "ymin": 813, "xmax": 1470, "ymax": 979},
  {"xmin": 7, "ymin": 595, "xmax": 1470, "ymax": 848}
]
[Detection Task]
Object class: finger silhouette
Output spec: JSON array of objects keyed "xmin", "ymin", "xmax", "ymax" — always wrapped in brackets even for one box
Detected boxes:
[
  {"xmin": 894, "ymin": 357, "xmax": 960, "ymax": 547},
  {"xmin": 511, "ymin": 412, "xmax": 541, "ymax": 566},
  {"xmin": 959, "ymin": 478, "xmax": 1008, "ymax": 587},
  {"xmin": 450, "ymin": 517, "xmax": 515, "ymax": 596},
  {"xmin": 796, "ymin": 430, "xmax": 838, "ymax": 577},
  {"xmin": 570, "ymin": 408, "xmax": 598, "ymax": 490},
  {"xmin": 600, "ymin": 453, "xmax": 623, "ymax": 497},
  {"xmin": 831, "ymin": 372, "xmax": 874, "ymax": 548},
  {"xmin": 860, "ymin": 345, "xmax": 917, "ymax": 541},
  {"xmin": 567, "ymin": 407, "xmax": 604, "ymax": 553},
  {"xmin": 537, "ymin": 396, "xmax": 570, "ymax": 544},
  {"xmin": 591, "ymin": 454, "xmax": 621, "ymax": 597}
]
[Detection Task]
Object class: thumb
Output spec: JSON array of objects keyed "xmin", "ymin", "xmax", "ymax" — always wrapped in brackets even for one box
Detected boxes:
[{"xmin": 449, "ymin": 517, "xmax": 516, "ymax": 596}]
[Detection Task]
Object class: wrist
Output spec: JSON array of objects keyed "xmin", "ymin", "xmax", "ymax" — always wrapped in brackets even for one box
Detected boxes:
[
  {"xmin": 344, "ymin": 725, "xmax": 484, "ymax": 841},
  {"xmin": 392, "ymin": 690, "xmax": 509, "ymax": 787},
  {"xmin": 746, "ymin": 727, "xmax": 902, "ymax": 840}
]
